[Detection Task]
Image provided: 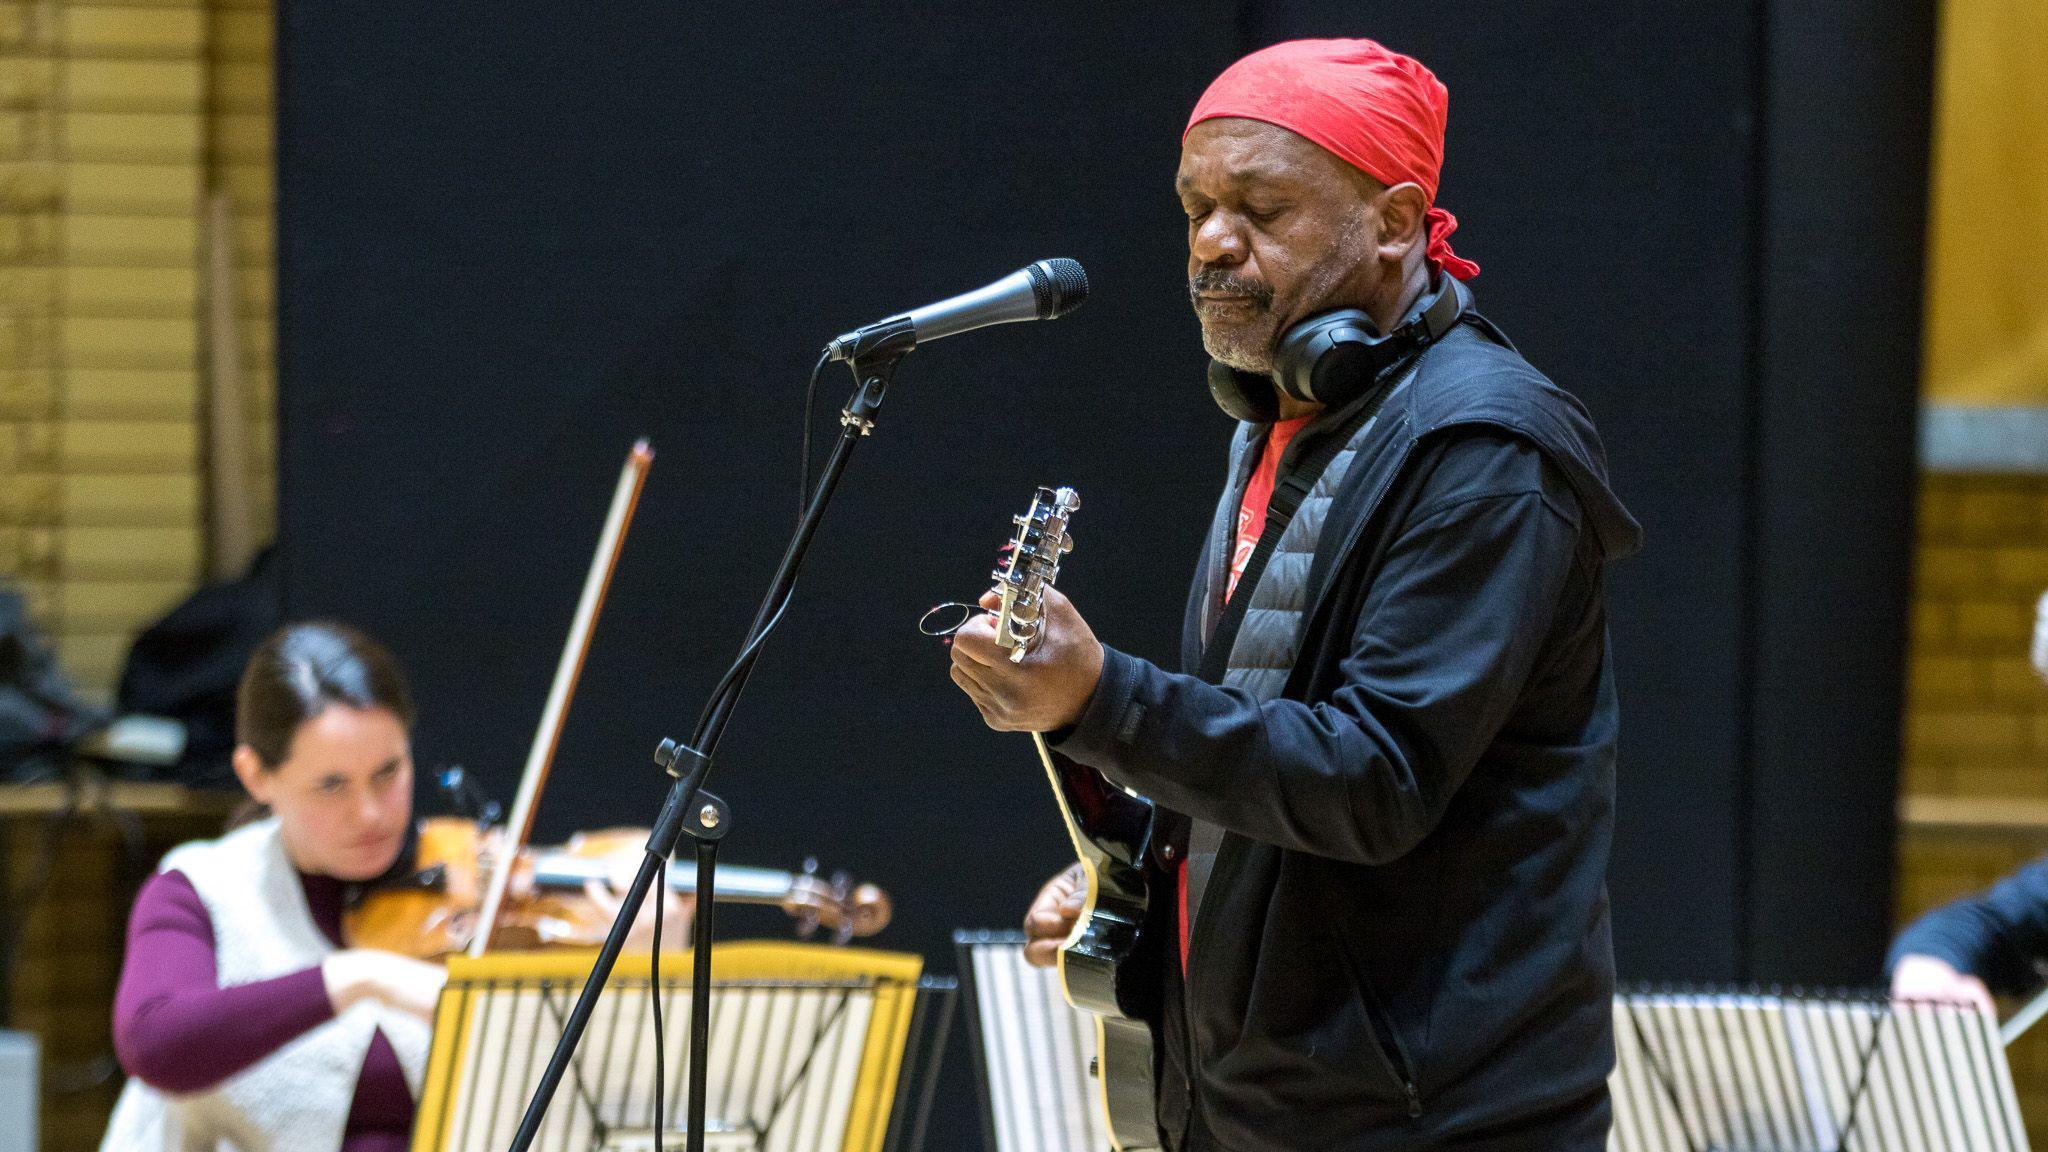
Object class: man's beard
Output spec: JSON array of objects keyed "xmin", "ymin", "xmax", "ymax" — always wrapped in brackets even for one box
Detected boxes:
[
  {"xmin": 1191, "ymin": 211, "xmax": 1377, "ymax": 376},
  {"xmin": 1189, "ymin": 269, "xmax": 1279, "ymax": 374}
]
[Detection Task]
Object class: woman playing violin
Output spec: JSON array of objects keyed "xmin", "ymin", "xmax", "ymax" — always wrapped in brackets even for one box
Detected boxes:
[{"xmin": 100, "ymin": 621, "xmax": 683, "ymax": 1152}]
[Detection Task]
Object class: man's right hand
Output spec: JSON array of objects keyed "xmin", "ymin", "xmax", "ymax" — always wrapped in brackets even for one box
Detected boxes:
[
  {"xmin": 1024, "ymin": 862, "xmax": 1087, "ymax": 968},
  {"xmin": 1890, "ymin": 953, "xmax": 1996, "ymax": 1016}
]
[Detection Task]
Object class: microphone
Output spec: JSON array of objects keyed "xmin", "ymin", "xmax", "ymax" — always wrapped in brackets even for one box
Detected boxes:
[{"xmin": 827, "ymin": 258, "xmax": 1089, "ymax": 362}]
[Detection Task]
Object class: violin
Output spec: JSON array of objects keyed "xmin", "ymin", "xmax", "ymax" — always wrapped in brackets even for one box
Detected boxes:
[{"xmin": 343, "ymin": 816, "xmax": 892, "ymax": 960}]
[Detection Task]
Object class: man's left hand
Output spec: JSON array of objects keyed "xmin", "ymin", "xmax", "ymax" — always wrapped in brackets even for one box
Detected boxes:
[{"xmin": 949, "ymin": 585, "xmax": 1104, "ymax": 733}]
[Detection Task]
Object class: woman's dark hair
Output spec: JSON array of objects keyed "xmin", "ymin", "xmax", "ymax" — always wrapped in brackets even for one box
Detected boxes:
[{"xmin": 237, "ymin": 621, "xmax": 416, "ymax": 768}]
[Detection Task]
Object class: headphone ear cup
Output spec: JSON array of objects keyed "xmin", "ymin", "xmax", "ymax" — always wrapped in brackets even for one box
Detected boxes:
[
  {"xmin": 1305, "ymin": 340, "xmax": 1381, "ymax": 406},
  {"xmin": 1207, "ymin": 359, "xmax": 1280, "ymax": 423},
  {"xmin": 1270, "ymin": 309, "xmax": 1383, "ymax": 407}
]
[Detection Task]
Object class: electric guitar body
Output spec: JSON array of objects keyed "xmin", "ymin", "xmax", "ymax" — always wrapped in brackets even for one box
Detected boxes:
[{"xmin": 1033, "ymin": 733, "xmax": 1161, "ymax": 1151}]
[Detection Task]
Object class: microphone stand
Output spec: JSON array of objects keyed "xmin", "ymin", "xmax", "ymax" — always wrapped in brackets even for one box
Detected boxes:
[{"xmin": 503, "ymin": 337, "xmax": 910, "ymax": 1152}]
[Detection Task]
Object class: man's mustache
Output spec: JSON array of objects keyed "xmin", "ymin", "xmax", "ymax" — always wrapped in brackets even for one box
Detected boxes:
[{"xmin": 1188, "ymin": 270, "xmax": 1274, "ymax": 309}]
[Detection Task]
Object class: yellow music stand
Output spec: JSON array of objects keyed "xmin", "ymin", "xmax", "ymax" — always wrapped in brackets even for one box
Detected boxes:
[{"xmin": 411, "ymin": 941, "xmax": 925, "ymax": 1152}]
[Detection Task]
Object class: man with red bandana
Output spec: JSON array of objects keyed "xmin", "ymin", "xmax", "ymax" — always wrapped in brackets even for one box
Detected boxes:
[{"xmin": 947, "ymin": 40, "xmax": 1640, "ymax": 1150}]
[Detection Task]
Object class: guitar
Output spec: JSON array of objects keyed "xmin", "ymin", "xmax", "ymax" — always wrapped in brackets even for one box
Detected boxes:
[{"xmin": 992, "ymin": 486, "xmax": 1162, "ymax": 1152}]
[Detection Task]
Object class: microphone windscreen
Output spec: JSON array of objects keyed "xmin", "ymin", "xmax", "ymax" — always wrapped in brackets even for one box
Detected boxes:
[{"xmin": 1028, "ymin": 258, "xmax": 1090, "ymax": 320}]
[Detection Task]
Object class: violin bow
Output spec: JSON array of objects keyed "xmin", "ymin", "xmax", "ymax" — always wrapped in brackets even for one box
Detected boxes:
[{"xmin": 467, "ymin": 440, "xmax": 655, "ymax": 958}]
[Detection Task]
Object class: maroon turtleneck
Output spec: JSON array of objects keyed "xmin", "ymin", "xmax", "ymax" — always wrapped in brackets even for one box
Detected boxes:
[{"xmin": 112, "ymin": 866, "xmax": 414, "ymax": 1152}]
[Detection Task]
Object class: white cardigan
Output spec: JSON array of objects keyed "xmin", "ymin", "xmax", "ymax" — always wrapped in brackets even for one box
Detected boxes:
[{"xmin": 99, "ymin": 819, "xmax": 432, "ymax": 1152}]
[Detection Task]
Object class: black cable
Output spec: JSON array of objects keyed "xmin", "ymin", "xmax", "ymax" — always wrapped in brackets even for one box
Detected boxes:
[
  {"xmin": 698, "ymin": 347, "xmax": 833, "ymax": 738},
  {"xmin": 642, "ymin": 595, "xmax": 792, "ymax": 1136},
  {"xmin": 643, "ymin": 345, "xmax": 829, "ymax": 1142},
  {"xmin": 512, "ymin": 339, "xmax": 885, "ymax": 1152},
  {"xmin": 797, "ymin": 346, "xmax": 832, "ymax": 529},
  {"xmin": 691, "ymin": 592, "xmax": 794, "ymax": 740}
]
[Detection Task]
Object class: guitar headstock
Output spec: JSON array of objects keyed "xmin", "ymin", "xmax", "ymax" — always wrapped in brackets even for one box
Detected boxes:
[{"xmin": 993, "ymin": 485, "xmax": 1080, "ymax": 663}]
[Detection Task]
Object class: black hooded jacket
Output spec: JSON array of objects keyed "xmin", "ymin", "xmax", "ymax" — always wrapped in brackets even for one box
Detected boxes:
[{"xmin": 1052, "ymin": 301, "xmax": 1643, "ymax": 1151}]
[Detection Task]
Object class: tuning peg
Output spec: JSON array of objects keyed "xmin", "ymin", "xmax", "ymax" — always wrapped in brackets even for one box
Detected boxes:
[
  {"xmin": 831, "ymin": 870, "xmax": 856, "ymax": 946},
  {"xmin": 793, "ymin": 859, "xmax": 824, "ymax": 939}
]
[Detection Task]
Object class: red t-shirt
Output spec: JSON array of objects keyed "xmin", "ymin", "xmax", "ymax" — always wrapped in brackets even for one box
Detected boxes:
[{"xmin": 1182, "ymin": 416, "xmax": 1312, "ymax": 973}]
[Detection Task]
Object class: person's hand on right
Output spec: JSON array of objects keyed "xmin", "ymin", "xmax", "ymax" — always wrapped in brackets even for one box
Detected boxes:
[
  {"xmin": 1023, "ymin": 862, "xmax": 1087, "ymax": 968},
  {"xmin": 1890, "ymin": 953, "xmax": 1996, "ymax": 1016},
  {"xmin": 322, "ymin": 949, "xmax": 449, "ymax": 1022}
]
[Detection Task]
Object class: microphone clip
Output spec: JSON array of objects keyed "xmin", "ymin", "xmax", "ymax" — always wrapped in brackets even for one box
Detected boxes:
[
  {"xmin": 839, "ymin": 338, "xmax": 910, "ymax": 436},
  {"xmin": 826, "ymin": 315, "xmax": 917, "ymax": 365}
]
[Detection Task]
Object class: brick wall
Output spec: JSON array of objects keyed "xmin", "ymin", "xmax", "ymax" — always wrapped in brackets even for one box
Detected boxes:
[
  {"xmin": 2, "ymin": 0, "xmax": 275, "ymax": 701},
  {"xmin": 1903, "ymin": 473, "xmax": 2048, "ymax": 799},
  {"xmin": 2, "ymin": 3, "xmax": 273, "ymax": 1148}
]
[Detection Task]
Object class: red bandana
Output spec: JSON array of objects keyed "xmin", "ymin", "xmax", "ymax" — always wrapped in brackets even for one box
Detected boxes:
[{"xmin": 1186, "ymin": 38, "xmax": 1479, "ymax": 281}]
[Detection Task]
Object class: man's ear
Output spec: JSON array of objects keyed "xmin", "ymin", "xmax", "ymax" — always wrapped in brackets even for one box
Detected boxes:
[
  {"xmin": 1373, "ymin": 181, "xmax": 1431, "ymax": 262},
  {"xmin": 232, "ymin": 744, "xmax": 272, "ymax": 803}
]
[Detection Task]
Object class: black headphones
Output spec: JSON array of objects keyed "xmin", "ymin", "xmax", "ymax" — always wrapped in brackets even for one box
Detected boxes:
[{"xmin": 1206, "ymin": 274, "xmax": 1467, "ymax": 423}]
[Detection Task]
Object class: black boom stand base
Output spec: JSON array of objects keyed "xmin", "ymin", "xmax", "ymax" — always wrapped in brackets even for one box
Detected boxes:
[{"xmin": 502, "ymin": 349, "xmax": 907, "ymax": 1152}]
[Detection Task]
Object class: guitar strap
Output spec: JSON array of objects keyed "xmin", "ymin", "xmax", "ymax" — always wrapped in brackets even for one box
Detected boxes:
[
  {"xmin": 1182, "ymin": 368, "xmax": 1407, "ymax": 956},
  {"xmin": 1196, "ymin": 377, "xmax": 1398, "ymax": 686}
]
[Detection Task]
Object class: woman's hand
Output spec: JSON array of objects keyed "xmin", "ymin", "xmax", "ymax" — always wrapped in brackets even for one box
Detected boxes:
[
  {"xmin": 322, "ymin": 949, "xmax": 449, "ymax": 1021},
  {"xmin": 583, "ymin": 844, "xmax": 692, "ymax": 951},
  {"xmin": 584, "ymin": 876, "xmax": 694, "ymax": 952}
]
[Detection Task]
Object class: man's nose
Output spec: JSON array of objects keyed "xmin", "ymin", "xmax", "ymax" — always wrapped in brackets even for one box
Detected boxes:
[{"xmin": 1191, "ymin": 212, "xmax": 1246, "ymax": 266}]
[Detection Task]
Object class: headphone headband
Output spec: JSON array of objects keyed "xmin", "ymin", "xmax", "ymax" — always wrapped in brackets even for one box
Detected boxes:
[{"xmin": 1207, "ymin": 274, "xmax": 1466, "ymax": 423}]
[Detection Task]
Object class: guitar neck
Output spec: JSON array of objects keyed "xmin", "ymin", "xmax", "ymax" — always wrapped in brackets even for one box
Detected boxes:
[{"xmin": 527, "ymin": 854, "xmax": 795, "ymax": 906}]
